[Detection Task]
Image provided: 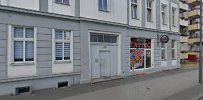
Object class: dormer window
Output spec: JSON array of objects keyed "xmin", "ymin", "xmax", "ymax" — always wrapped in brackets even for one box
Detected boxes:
[{"xmin": 55, "ymin": 0, "xmax": 69, "ymax": 5}]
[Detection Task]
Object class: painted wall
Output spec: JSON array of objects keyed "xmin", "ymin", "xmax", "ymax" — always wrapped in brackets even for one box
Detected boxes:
[
  {"xmin": 0, "ymin": 0, "xmax": 39, "ymax": 11},
  {"xmin": 0, "ymin": 10, "xmax": 81, "ymax": 78},
  {"xmin": 80, "ymin": 0, "xmax": 127, "ymax": 24},
  {"xmin": 48, "ymin": 0, "xmax": 75, "ymax": 16}
]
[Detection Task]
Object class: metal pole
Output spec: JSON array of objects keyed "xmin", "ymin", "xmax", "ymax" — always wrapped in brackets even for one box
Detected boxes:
[{"xmin": 199, "ymin": 1, "xmax": 203, "ymax": 84}]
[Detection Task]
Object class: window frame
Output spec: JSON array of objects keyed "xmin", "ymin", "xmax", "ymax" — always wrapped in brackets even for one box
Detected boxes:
[
  {"xmin": 147, "ymin": 0, "xmax": 153, "ymax": 22},
  {"xmin": 131, "ymin": 0, "xmax": 138, "ymax": 19},
  {"xmin": 171, "ymin": 40, "xmax": 177, "ymax": 60},
  {"xmin": 10, "ymin": 26, "xmax": 37, "ymax": 65},
  {"xmin": 161, "ymin": 43, "xmax": 167, "ymax": 61},
  {"xmin": 55, "ymin": 0, "xmax": 70, "ymax": 5},
  {"xmin": 161, "ymin": 4, "xmax": 167, "ymax": 25},
  {"xmin": 52, "ymin": 29, "xmax": 72, "ymax": 64},
  {"xmin": 172, "ymin": 7, "xmax": 176, "ymax": 27}
]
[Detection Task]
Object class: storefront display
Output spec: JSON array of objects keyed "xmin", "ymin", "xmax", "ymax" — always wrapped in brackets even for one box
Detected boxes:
[{"xmin": 130, "ymin": 38, "xmax": 152, "ymax": 71}]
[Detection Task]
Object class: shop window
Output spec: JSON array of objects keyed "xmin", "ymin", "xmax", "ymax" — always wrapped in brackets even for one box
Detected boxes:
[{"xmin": 130, "ymin": 38, "xmax": 151, "ymax": 71}]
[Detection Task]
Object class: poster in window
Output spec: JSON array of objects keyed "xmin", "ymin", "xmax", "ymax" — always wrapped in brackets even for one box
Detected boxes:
[{"xmin": 130, "ymin": 48, "xmax": 144, "ymax": 71}]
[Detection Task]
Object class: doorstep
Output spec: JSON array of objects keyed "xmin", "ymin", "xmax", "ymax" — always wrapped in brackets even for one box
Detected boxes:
[{"xmin": 91, "ymin": 75, "xmax": 123, "ymax": 84}]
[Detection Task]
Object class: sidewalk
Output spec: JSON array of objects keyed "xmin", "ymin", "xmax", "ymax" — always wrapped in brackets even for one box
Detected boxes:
[{"xmin": 0, "ymin": 68, "xmax": 199, "ymax": 100}]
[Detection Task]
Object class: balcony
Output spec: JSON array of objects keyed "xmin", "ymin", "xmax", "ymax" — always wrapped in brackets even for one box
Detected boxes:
[
  {"xmin": 188, "ymin": 37, "xmax": 199, "ymax": 44},
  {"xmin": 180, "ymin": 19, "xmax": 188, "ymax": 26},
  {"xmin": 181, "ymin": 52, "xmax": 188, "ymax": 59},
  {"xmin": 179, "ymin": 1, "xmax": 188, "ymax": 11},
  {"xmin": 188, "ymin": 51, "xmax": 198, "ymax": 57},
  {"xmin": 188, "ymin": 23, "xmax": 200, "ymax": 31},
  {"xmin": 188, "ymin": 0, "xmax": 200, "ymax": 6},
  {"xmin": 188, "ymin": 9, "xmax": 200, "ymax": 19},
  {"xmin": 180, "ymin": 36, "xmax": 188, "ymax": 43}
]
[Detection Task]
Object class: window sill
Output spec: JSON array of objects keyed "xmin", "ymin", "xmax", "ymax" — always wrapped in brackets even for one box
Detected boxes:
[
  {"xmin": 55, "ymin": 2, "xmax": 70, "ymax": 6},
  {"xmin": 99, "ymin": 9, "xmax": 110, "ymax": 13},
  {"xmin": 132, "ymin": 18, "xmax": 139, "ymax": 20},
  {"xmin": 10, "ymin": 62, "xmax": 35, "ymax": 66},
  {"xmin": 54, "ymin": 60, "xmax": 72, "ymax": 64}
]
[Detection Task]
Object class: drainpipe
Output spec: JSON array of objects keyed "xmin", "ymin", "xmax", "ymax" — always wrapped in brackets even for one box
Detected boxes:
[{"xmin": 199, "ymin": 1, "xmax": 203, "ymax": 84}]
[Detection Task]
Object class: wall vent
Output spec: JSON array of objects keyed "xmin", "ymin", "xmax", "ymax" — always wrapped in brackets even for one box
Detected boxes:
[
  {"xmin": 58, "ymin": 81, "xmax": 69, "ymax": 88},
  {"xmin": 15, "ymin": 86, "xmax": 31, "ymax": 95}
]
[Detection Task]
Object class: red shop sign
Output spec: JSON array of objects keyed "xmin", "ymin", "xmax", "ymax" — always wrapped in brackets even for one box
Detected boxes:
[{"xmin": 130, "ymin": 38, "xmax": 151, "ymax": 48}]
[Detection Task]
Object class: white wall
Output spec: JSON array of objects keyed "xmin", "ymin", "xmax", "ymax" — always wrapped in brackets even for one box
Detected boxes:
[
  {"xmin": 80, "ymin": 0, "xmax": 127, "ymax": 24},
  {"xmin": 145, "ymin": 0, "xmax": 157, "ymax": 29},
  {"xmin": 170, "ymin": 2, "xmax": 179, "ymax": 32},
  {"xmin": 129, "ymin": 0, "xmax": 142, "ymax": 27},
  {"xmin": 48, "ymin": 0, "xmax": 75, "ymax": 16},
  {"xmin": 1, "ymin": 0, "xmax": 39, "ymax": 11},
  {"xmin": 160, "ymin": 0, "xmax": 170, "ymax": 31}
]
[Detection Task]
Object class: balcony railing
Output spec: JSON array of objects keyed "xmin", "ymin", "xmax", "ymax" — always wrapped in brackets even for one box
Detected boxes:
[
  {"xmin": 188, "ymin": 23, "xmax": 200, "ymax": 31},
  {"xmin": 188, "ymin": 9, "xmax": 200, "ymax": 19},
  {"xmin": 188, "ymin": 0, "xmax": 200, "ymax": 6},
  {"xmin": 180, "ymin": 19, "xmax": 189, "ymax": 26},
  {"xmin": 180, "ymin": 36, "xmax": 188, "ymax": 43},
  {"xmin": 179, "ymin": 1, "xmax": 188, "ymax": 11},
  {"xmin": 188, "ymin": 37, "xmax": 199, "ymax": 44}
]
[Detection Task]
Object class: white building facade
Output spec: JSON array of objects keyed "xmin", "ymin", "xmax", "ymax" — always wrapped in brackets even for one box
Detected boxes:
[{"xmin": 0, "ymin": 0, "xmax": 180, "ymax": 95}]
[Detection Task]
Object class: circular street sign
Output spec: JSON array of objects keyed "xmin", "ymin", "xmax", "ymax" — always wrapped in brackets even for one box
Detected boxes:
[{"xmin": 160, "ymin": 35, "xmax": 169, "ymax": 43}]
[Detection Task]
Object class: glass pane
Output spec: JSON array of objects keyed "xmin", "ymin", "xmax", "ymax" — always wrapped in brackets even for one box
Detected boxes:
[
  {"xmin": 172, "ymin": 40, "xmax": 175, "ymax": 48},
  {"xmin": 63, "ymin": 0, "xmax": 69, "ymax": 4},
  {"xmin": 55, "ymin": 42, "xmax": 63, "ymax": 60},
  {"xmin": 64, "ymin": 43, "xmax": 70, "ymax": 60},
  {"xmin": 172, "ymin": 49, "xmax": 175, "ymax": 59},
  {"xmin": 98, "ymin": 0, "xmax": 103, "ymax": 10},
  {"xmin": 55, "ymin": 0, "xmax": 62, "ymax": 3},
  {"xmin": 25, "ymin": 41, "xmax": 34, "ymax": 61},
  {"xmin": 98, "ymin": 35, "xmax": 103, "ymax": 42},
  {"xmin": 25, "ymin": 28, "xmax": 34, "ymax": 38},
  {"xmin": 14, "ymin": 27, "xmax": 23, "ymax": 38},
  {"xmin": 161, "ymin": 49, "xmax": 165, "ymax": 60},
  {"xmin": 55, "ymin": 31, "xmax": 63, "ymax": 40},
  {"xmin": 90, "ymin": 34, "xmax": 98, "ymax": 42},
  {"xmin": 14, "ymin": 41, "xmax": 23, "ymax": 62},
  {"xmin": 103, "ymin": 0, "xmax": 107, "ymax": 11},
  {"xmin": 64, "ymin": 31, "xmax": 71, "ymax": 40}
]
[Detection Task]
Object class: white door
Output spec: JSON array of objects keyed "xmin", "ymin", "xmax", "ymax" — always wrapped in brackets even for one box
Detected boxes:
[
  {"xmin": 91, "ymin": 45, "xmax": 100, "ymax": 79},
  {"xmin": 99, "ymin": 51, "xmax": 111, "ymax": 77}
]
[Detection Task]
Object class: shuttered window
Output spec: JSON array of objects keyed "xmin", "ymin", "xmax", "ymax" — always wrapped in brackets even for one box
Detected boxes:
[
  {"xmin": 55, "ymin": 30, "xmax": 71, "ymax": 61},
  {"xmin": 13, "ymin": 27, "xmax": 35, "ymax": 62}
]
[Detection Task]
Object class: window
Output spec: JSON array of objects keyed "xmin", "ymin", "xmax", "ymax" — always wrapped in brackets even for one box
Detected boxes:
[
  {"xmin": 90, "ymin": 34, "xmax": 117, "ymax": 43},
  {"xmin": 55, "ymin": 0, "xmax": 69, "ymax": 5},
  {"xmin": 131, "ymin": 0, "xmax": 138, "ymax": 19},
  {"xmin": 98, "ymin": 0, "xmax": 108, "ymax": 11},
  {"xmin": 54, "ymin": 30, "xmax": 71, "ymax": 61},
  {"xmin": 161, "ymin": 4, "xmax": 167, "ymax": 25},
  {"xmin": 13, "ymin": 27, "xmax": 35, "ymax": 62},
  {"xmin": 171, "ymin": 40, "xmax": 176, "ymax": 59},
  {"xmin": 172, "ymin": 7, "xmax": 176, "ymax": 26},
  {"xmin": 161, "ymin": 43, "xmax": 167, "ymax": 60},
  {"xmin": 147, "ymin": 0, "xmax": 153, "ymax": 22}
]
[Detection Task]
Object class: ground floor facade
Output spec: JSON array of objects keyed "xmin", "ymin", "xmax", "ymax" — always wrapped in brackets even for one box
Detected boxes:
[{"xmin": 0, "ymin": 8, "xmax": 180, "ymax": 96}]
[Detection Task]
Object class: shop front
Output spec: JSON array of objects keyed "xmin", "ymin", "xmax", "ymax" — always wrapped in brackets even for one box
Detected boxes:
[{"xmin": 130, "ymin": 38, "xmax": 153, "ymax": 71}]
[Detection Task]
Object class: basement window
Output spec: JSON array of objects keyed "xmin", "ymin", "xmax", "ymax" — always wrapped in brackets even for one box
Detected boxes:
[
  {"xmin": 15, "ymin": 86, "xmax": 30, "ymax": 95},
  {"xmin": 58, "ymin": 81, "xmax": 69, "ymax": 88}
]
